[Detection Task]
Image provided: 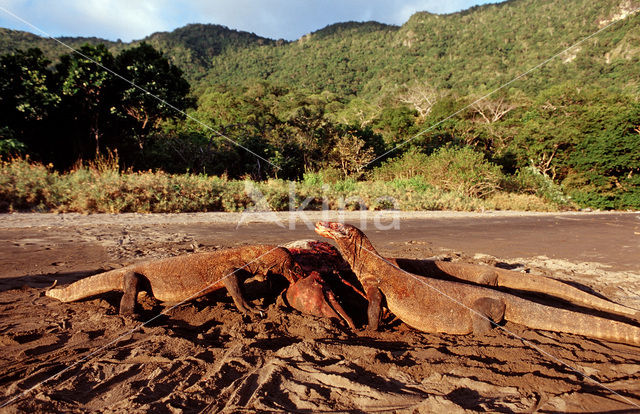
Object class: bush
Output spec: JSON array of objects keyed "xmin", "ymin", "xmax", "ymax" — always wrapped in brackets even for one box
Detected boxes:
[
  {"xmin": 369, "ymin": 148, "xmax": 431, "ymax": 181},
  {"xmin": 507, "ymin": 166, "xmax": 571, "ymax": 207},
  {"xmin": 421, "ymin": 146, "xmax": 504, "ymax": 198},
  {"xmin": 0, "ymin": 158, "xmax": 562, "ymax": 213},
  {"xmin": 371, "ymin": 146, "xmax": 504, "ymax": 198},
  {"xmin": 0, "ymin": 157, "xmax": 61, "ymax": 211}
]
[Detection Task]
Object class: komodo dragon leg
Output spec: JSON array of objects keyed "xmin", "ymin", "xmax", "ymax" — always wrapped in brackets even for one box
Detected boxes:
[
  {"xmin": 222, "ymin": 269, "xmax": 263, "ymax": 315},
  {"xmin": 365, "ymin": 285, "xmax": 384, "ymax": 331},
  {"xmin": 322, "ymin": 288, "xmax": 356, "ymax": 329},
  {"xmin": 119, "ymin": 271, "xmax": 140, "ymax": 316},
  {"xmin": 470, "ymin": 297, "xmax": 506, "ymax": 334}
]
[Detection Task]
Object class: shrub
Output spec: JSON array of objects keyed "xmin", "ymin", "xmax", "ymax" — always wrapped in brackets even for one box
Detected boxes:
[
  {"xmin": 369, "ymin": 148, "xmax": 431, "ymax": 181},
  {"xmin": 0, "ymin": 157, "xmax": 61, "ymax": 211},
  {"xmin": 331, "ymin": 178, "xmax": 358, "ymax": 193},
  {"xmin": 302, "ymin": 167, "xmax": 344, "ymax": 186},
  {"xmin": 302, "ymin": 171, "xmax": 323, "ymax": 188},
  {"xmin": 0, "ymin": 158, "xmax": 561, "ymax": 213},
  {"xmin": 507, "ymin": 166, "xmax": 571, "ymax": 207},
  {"xmin": 372, "ymin": 146, "xmax": 504, "ymax": 198},
  {"xmin": 485, "ymin": 193, "xmax": 557, "ymax": 212},
  {"xmin": 421, "ymin": 146, "xmax": 504, "ymax": 198}
]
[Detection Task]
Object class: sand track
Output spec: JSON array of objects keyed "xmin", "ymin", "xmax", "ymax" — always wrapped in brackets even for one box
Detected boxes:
[{"xmin": 0, "ymin": 211, "xmax": 639, "ymax": 412}]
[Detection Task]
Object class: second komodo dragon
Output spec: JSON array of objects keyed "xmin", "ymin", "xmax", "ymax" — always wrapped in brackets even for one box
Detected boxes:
[
  {"xmin": 315, "ymin": 221, "xmax": 640, "ymax": 346},
  {"xmin": 46, "ymin": 245, "xmax": 299, "ymax": 316}
]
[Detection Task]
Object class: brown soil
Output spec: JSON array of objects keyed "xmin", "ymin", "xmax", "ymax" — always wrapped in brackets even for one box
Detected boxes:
[{"xmin": 0, "ymin": 211, "xmax": 639, "ymax": 413}]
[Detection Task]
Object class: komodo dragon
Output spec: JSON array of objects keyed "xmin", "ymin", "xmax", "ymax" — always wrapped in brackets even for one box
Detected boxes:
[
  {"xmin": 315, "ymin": 221, "xmax": 640, "ymax": 346},
  {"xmin": 284, "ymin": 239, "xmax": 639, "ymax": 320},
  {"xmin": 46, "ymin": 245, "xmax": 299, "ymax": 316}
]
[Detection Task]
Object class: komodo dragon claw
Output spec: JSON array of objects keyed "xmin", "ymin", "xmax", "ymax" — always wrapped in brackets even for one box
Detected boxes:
[{"xmin": 41, "ymin": 280, "xmax": 58, "ymax": 297}]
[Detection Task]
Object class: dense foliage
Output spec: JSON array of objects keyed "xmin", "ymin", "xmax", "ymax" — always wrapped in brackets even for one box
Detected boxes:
[
  {"xmin": 0, "ymin": 43, "xmax": 193, "ymax": 169},
  {"xmin": 0, "ymin": 156, "xmax": 557, "ymax": 213},
  {"xmin": 1, "ymin": 0, "xmax": 639, "ymax": 209}
]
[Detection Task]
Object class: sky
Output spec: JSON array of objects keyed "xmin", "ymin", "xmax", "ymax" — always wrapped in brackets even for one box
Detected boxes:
[{"xmin": 0, "ymin": 0, "xmax": 505, "ymax": 42}]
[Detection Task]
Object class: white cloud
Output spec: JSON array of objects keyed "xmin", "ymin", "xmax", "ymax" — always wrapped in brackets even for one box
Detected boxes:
[
  {"xmin": 386, "ymin": 0, "xmax": 498, "ymax": 25},
  {"xmin": 182, "ymin": 0, "xmax": 481, "ymax": 40},
  {"xmin": 71, "ymin": 0, "xmax": 170, "ymax": 38},
  {"xmin": 0, "ymin": 0, "xmax": 172, "ymax": 40},
  {"xmin": 0, "ymin": 0, "xmax": 502, "ymax": 41}
]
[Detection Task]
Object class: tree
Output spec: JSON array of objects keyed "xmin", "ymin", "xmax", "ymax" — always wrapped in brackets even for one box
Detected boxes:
[
  {"xmin": 471, "ymin": 96, "xmax": 517, "ymax": 125},
  {"xmin": 55, "ymin": 44, "xmax": 118, "ymax": 157},
  {"xmin": 398, "ymin": 81, "xmax": 440, "ymax": 119},
  {"xmin": 568, "ymin": 103, "xmax": 640, "ymax": 209},
  {"xmin": 0, "ymin": 48, "xmax": 59, "ymax": 153},
  {"xmin": 372, "ymin": 106, "xmax": 418, "ymax": 145},
  {"xmin": 329, "ymin": 132, "xmax": 375, "ymax": 178},
  {"xmin": 114, "ymin": 43, "xmax": 193, "ymax": 134},
  {"xmin": 286, "ymin": 104, "xmax": 333, "ymax": 172},
  {"xmin": 0, "ymin": 127, "xmax": 26, "ymax": 156},
  {"xmin": 510, "ymin": 85, "xmax": 587, "ymax": 180}
]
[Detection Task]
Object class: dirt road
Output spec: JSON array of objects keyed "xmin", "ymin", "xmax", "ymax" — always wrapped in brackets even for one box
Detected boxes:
[{"xmin": 0, "ymin": 211, "xmax": 639, "ymax": 412}]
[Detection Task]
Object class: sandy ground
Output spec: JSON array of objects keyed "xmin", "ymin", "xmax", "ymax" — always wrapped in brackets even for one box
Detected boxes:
[{"xmin": 0, "ymin": 211, "xmax": 639, "ymax": 413}]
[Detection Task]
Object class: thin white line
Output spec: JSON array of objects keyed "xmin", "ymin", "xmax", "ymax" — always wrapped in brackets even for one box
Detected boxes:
[
  {"xmin": 0, "ymin": 6, "xmax": 280, "ymax": 171},
  {"xmin": 363, "ymin": 7, "xmax": 640, "ymax": 169},
  {"xmin": 1, "ymin": 3, "xmax": 639, "ymax": 410},
  {"xmin": 355, "ymin": 243, "xmax": 640, "ymax": 410},
  {"xmin": 0, "ymin": 246, "xmax": 284, "ymax": 408}
]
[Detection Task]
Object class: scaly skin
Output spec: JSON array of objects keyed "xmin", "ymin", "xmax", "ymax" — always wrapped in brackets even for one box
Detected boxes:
[
  {"xmin": 285, "ymin": 239, "xmax": 640, "ymax": 320},
  {"xmin": 46, "ymin": 245, "xmax": 299, "ymax": 316},
  {"xmin": 315, "ymin": 222, "xmax": 640, "ymax": 346},
  {"xmin": 390, "ymin": 258, "xmax": 640, "ymax": 320}
]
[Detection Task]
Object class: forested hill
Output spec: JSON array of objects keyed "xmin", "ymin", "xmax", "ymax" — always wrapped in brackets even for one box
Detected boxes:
[
  {"xmin": 201, "ymin": 0, "xmax": 640, "ymax": 98},
  {"xmin": 1, "ymin": 0, "xmax": 640, "ymax": 210},
  {"xmin": 2, "ymin": 0, "xmax": 638, "ymax": 93},
  {"xmin": 0, "ymin": 23, "xmax": 277, "ymax": 81},
  {"xmin": 0, "ymin": 27, "xmax": 122, "ymax": 59}
]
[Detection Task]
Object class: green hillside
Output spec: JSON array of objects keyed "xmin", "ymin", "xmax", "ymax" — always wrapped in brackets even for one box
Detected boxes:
[
  {"xmin": 143, "ymin": 24, "xmax": 278, "ymax": 80},
  {"xmin": 1, "ymin": 0, "xmax": 639, "ymax": 210},
  {"xmin": 2, "ymin": 0, "xmax": 638, "ymax": 95},
  {"xmin": 202, "ymin": 0, "xmax": 640, "ymax": 99},
  {"xmin": 0, "ymin": 27, "xmax": 123, "ymax": 59},
  {"xmin": 0, "ymin": 23, "xmax": 276, "ymax": 82}
]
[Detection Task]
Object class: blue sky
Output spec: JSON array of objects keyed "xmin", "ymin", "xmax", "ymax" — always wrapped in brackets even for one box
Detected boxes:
[{"xmin": 0, "ymin": 0, "xmax": 505, "ymax": 42}]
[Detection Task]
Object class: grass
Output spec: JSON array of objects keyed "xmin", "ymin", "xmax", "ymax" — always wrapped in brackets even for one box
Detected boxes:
[{"xmin": 0, "ymin": 157, "xmax": 565, "ymax": 213}]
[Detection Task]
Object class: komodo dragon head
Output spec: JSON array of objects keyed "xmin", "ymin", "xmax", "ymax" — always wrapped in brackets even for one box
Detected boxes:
[
  {"xmin": 314, "ymin": 222, "xmax": 381, "ymax": 273},
  {"xmin": 263, "ymin": 247, "xmax": 305, "ymax": 283}
]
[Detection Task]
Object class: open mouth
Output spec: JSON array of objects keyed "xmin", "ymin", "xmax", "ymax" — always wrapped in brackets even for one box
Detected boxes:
[{"xmin": 314, "ymin": 222, "xmax": 333, "ymax": 238}]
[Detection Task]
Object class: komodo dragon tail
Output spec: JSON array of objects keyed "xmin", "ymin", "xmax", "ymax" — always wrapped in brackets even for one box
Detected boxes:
[
  {"xmin": 45, "ymin": 268, "xmax": 129, "ymax": 302},
  {"xmin": 395, "ymin": 259, "xmax": 640, "ymax": 320},
  {"xmin": 504, "ymin": 295, "xmax": 640, "ymax": 346},
  {"xmin": 492, "ymin": 267, "xmax": 640, "ymax": 320}
]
